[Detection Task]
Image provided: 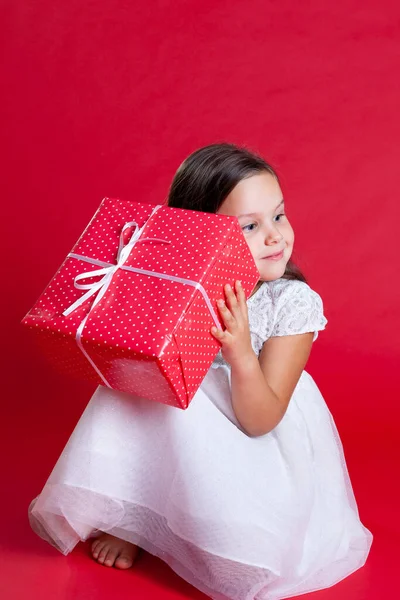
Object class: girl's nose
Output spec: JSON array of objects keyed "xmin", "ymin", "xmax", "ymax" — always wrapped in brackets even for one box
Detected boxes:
[{"xmin": 265, "ymin": 226, "xmax": 283, "ymax": 245}]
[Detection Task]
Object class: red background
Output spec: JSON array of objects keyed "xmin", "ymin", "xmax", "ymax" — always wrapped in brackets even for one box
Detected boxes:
[{"xmin": 1, "ymin": 1, "xmax": 398, "ymax": 598}]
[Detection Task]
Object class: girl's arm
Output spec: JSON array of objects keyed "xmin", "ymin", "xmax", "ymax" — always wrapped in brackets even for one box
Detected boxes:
[
  {"xmin": 230, "ymin": 332, "xmax": 313, "ymax": 437},
  {"xmin": 211, "ymin": 280, "xmax": 314, "ymax": 437}
]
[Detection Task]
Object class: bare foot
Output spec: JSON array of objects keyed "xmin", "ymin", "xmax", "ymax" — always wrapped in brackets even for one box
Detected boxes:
[{"xmin": 91, "ymin": 533, "xmax": 140, "ymax": 569}]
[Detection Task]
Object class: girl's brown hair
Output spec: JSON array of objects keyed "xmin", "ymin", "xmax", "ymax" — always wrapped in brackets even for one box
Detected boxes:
[{"xmin": 167, "ymin": 143, "xmax": 306, "ymax": 283}]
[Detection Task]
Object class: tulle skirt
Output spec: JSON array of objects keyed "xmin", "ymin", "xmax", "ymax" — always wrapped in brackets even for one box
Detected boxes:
[{"xmin": 29, "ymin": 366, "xmax": 372, "ymax": 600}]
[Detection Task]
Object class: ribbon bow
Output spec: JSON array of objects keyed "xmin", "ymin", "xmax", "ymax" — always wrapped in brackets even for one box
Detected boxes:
[{"xmin": 63, "ymin": 205, "xmax": 168, "ymax": 317}]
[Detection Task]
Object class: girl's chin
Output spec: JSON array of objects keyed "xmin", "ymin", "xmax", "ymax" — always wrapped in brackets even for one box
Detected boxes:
[{"xmin": 258, "ymin": 262, "xmax": 288, "ymax": 281}]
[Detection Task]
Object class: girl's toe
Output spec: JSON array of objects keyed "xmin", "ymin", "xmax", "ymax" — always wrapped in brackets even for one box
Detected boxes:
[
  {"xmin": 91, "ymin": 540, "xmax": 101, "ymax": 557},
  {"xmin": 115, "ymin": 553, "xmax": 133, "ymax": 569},
  {"xmin": 97, "ymin": 545, "xmax": 109, "ymax": 564},
  {"xmin": 104, "ymin": 547, "xmax": 119, "ymax": 567}
]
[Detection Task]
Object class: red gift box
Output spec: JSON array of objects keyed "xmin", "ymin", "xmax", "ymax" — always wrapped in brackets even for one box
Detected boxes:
[{"xmin": 22, "ymin": 199, "xmax": 259, "ymax": 408}]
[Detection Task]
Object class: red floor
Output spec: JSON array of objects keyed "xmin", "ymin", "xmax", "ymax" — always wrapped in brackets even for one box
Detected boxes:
[
  {"xmin": 2, "ymin": 1, "xmax": 400, "ymax": 598},
  {"xmin": 1, "ymin": 372, "xmax": 398, "ymax": 600}
]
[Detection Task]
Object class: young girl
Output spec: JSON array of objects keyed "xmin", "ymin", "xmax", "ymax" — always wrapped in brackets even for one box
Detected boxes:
[{"xmin": 29, "ymin": 144, "xmax": 372, "ymax": 600}]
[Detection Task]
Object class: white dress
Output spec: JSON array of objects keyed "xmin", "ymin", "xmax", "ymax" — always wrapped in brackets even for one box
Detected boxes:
[{"xmin": 29, "ymin": 279, "xmax": 372, "ymax": 600}]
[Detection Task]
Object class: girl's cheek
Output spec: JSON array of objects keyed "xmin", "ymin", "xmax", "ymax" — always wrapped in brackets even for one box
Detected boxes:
[
  {"xmin": 283, "ymin": 222, "xmax": 295, "ymax": 243},
  {"xmin": 244, "ymin": 236, "xmax": 258, "ymax": 254}
]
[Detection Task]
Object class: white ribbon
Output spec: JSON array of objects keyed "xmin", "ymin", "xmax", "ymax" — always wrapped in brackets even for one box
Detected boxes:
[
  {"xmin": 63, "ymin": 205, "xmax": 222, "ymax": 388},
  {"xmin": 63, "ymin": 205, "xmax": 167, "ymax": 317}
]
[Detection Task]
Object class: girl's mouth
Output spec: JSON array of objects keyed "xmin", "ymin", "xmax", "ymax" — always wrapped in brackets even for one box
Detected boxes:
[{"xmin": 262, "ymin": 250, "xmax": 284, "ymax": 261}]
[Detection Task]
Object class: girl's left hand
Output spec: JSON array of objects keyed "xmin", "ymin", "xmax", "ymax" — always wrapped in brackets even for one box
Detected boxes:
[{"xmin": 211, "ymin": 280, "xmax": 255, "ymax": 368}]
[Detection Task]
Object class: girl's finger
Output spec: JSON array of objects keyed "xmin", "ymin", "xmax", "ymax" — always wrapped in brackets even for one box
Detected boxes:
[
  {"xmin": 235, "ymin": 280, "xmax": 249, "ymax": 317},
  {"xmin": 224, "ymin": 284, "xmax": 243, "ymax": 322},
  {"xmin": 210, "ymin": 326, "xmax": 227, "ymax": 341},
  {"xmin": 217, "ymin": 299, "xmax": 237, "ymax": 332}
]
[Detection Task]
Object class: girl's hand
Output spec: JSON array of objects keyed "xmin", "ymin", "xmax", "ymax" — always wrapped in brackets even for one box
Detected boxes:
[{"xmin": 211, "ymin": 280, "xmax": 255, "ymax": 368}]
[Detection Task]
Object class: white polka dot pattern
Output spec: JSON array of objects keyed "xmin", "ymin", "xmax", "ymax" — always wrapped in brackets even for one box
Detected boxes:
[{"xmin": 22, "ymin": 199, "xmax": 260, "ymax": 408}]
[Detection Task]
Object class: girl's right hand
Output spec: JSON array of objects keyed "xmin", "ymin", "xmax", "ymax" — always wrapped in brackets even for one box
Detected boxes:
[{"xmin": 211, "ymin": 280, "xmax": 256, "ymax": 368}]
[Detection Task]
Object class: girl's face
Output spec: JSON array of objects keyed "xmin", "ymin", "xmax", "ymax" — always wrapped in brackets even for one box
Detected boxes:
[{"xmin": 217, "ymin": 173, "xmax": 294, "ymax": 282}]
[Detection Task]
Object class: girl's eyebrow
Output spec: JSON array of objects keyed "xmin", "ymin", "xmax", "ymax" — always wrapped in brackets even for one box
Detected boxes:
[{"xmin": 237, "ymin": 200, "xmax": 284, "ymax": 219}]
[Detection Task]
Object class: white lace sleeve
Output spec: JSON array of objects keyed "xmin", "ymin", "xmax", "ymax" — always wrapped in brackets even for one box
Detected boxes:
[
  {"xmin": 270, "ymin": 280, "xmax": 327, "ymax": 341},
  {"xmin": 213, "ymin": 279, "xmax": 327, "ymax": 369}
]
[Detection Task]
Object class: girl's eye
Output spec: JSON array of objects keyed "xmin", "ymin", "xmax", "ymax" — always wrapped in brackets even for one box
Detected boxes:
[
  {"xmin": 242, "ymin": 223, "xmax": 257, "ymax": 232},
  {"xmin": 273, "ymin": 213, "xmax": 285, "ymax": 223}
]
